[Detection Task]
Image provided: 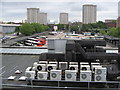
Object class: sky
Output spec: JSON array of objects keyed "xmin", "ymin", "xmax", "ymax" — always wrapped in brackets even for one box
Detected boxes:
[{"xmin": 0, "ymin": 0, "xmax": 120, "ymax": 23}]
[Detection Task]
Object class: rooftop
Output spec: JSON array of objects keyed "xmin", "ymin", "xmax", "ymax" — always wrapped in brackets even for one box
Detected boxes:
[{"xmin": 0, "ymin": 24, "xmax": 21, "ymax": 27}]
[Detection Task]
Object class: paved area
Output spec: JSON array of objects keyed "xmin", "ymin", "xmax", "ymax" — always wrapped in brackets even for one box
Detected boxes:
[
  {"xmin": 47, "ymin": 33, "xmax": 65, "ymax": 39},
  {"xmin": 2, "ymin": 55, "xmax": 39, "ymax": 84}
]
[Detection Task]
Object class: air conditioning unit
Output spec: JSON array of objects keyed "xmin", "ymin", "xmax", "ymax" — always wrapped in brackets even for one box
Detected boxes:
[
  {"xmin": 26, "ymin": 67, "xmax": 32, "ymax": 71},
  {"xmin": 33, "ymin": 62, "xmax": 38, "ymax": 67},
  {"xmin": 37, "ymin": 71, "xmax": 48, "ymax": 80},
  {"xmin": 69, "ymin": 65, "xmax": 78, "ymax": 71},
  {"xmin": 92, "ymin": 65, "xmax": 102, "ymax": 71},
  {"xmin": 59, "ymin": 62, "xmax": 68, "ymax": 70},
  {"xmin": 80, "ymin": 65, "xmax": 90, "ymax": 71},
  {"xmin": 50, "ymin": 70, "xmax": 62, "ymax": 80},
  {"xmin": 80, "ymin": 70, "xmax": 92, "ymax": 81},
  {"xmin": 39, "ymin": 61, "xmax": 48, "ymax": 64},
  {"xmin": 94, "ymin": 67, "xmax": 107, "ymax": 81},
  {"xmin": 25, "ymin": 71, "xmax": 35, "ymax": 79},
  {"xmin": 69, "ymin": 62, "xmax": 78, "ymax": 65},
  {"xmin": 47, "ymin": 64, "xmax": 57, "ymax": 71},
  {"xmin": 91, "ymin": 62, "xmax": 100, "ymax": 70},
  {"xmin": 49, "ymin": 61, "xmax": 58, "ymax": 65},
  {"xmin": 65, "ymin": 70, "xmax": 77, "ymax": 81},
  {"xmin": 32, "ymin": 67, "xmax": 36, "ymax": 71},
  {"xmin": 80, "ymin": 62, "xmax": 89, "ymax": 65},
  {"xmin": 95, "ymin": 75, "xmax": 106, "ymax": 82},
  {"xmin": 36, "ymin": 64, "xmax": 46, "ymax": 71},
  {"xmin": 91, "ymin": 62, "xmax": 100, "ymax": 65}
]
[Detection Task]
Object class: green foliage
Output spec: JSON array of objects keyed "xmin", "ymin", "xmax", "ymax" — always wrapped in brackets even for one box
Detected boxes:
[
  {"xmin": 43, "ymin": 25, "xmax": 49, "ymax": 31},
  {"xmin": 31, "ymin": 23, "xmax": 42, "ymax": 33},
  {"xmin": 70, "ymin": 25, "xmax": 79, "ymax": 31},
  {"xmin": 107, "ymin": 27, "xmax": 120, "ymax": 37},
  {"xmin": 6, "ymin": 22, "xmax": 14, "ymax": 24},
  {"xmin": 81, "ymin": 24, "xmax": 90, "ymax": 32},
  {"xmin": 20, "ymin": 23, "xmax": 35, "ymax": 36},
  {"xmin": 20, "ymin": 23, "xmax": 49, "ymax": 36},
  {"xmin": 99, "ymin": 30, "xmax": 106, "ymax": 35},
  {"xmin": 57, "ymin": 24, "xmax": 65, "ymax": 30},
  {"xmin": 81, "ymin": 21, "xmax": 107, "ymax": 32},
  {"xmin": 15, "ymin": 26, "xmax": 20, "ymax": 32},
  {"xmin": 31, "ymin": 23, "xmax": 49, "ymax": 33}
]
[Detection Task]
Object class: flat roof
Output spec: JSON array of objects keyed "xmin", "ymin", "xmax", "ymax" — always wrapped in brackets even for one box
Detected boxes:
[{"xmin": 0, "ymin": 24, "xmax": 21, "ymax": 27}]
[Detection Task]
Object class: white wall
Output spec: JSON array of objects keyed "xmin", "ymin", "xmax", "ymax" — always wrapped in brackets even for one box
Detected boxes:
[{"xmin": 0, "ymin": 26, "xmax": 16, "ymax": 33}]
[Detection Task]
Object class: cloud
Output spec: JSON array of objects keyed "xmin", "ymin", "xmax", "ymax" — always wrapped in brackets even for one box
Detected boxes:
[
  {"xmin": 1, "ymin": 1, "xmax": 119, "ymax": 22},
  {"xmin": 2, "ymin": 0, "xmax": 120, "ymax": 2}
]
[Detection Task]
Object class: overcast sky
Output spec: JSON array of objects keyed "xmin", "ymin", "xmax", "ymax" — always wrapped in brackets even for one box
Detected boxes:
[{"xmin": 1, "ymin": 0, "xmax": 120, "ymax": 23}]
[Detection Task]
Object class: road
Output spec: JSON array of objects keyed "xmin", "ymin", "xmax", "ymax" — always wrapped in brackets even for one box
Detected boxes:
[
  {"xmin": 3, "ymin": 31, "xmax": 49, "ymax": 46},
  {"xmin": 47, "ymin": 33, "xmax": 65, "ymax": 39}
]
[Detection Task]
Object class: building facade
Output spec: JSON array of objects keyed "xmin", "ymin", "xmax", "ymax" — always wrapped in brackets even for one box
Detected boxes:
[
  {"xmin": 82, "ymin": 4, "xmax": 97, "ymax": 24},
  {"xmin": 39, "ymin": 13, "xmax": 47, "ymax": 25},
  {"xmin": 118, "ymin": 1, "xmax": 120, "ymax": 18},
  {"xmin": 0, "ymin": 24, "xmax": 21, "ymax": 33},
  {"xmin": 117, "ymin": 17, "xmax": 120, "ymax": 28},
  {"xmin": 117, "ymin": 2, "xmax": 120, "ymax": 27},
  {"xmin": 105, "ymin": 19, "xmax": 116, "ymax": 28},
  {"xmin": 27, "ymin": 8, "xmax": 39, "ymax": 23},
  {"xmin": 59, "ymin": 13, "xmax": 68, "ymax": 24}
]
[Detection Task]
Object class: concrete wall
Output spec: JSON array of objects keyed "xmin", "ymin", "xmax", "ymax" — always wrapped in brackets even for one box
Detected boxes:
[
  {"xmin": 48, "ymin": 39, "xmax": 67, "ymax": 53},
  {"xmin": 0, "ymin": 25, "xmax": 16, "ymax": 33}
]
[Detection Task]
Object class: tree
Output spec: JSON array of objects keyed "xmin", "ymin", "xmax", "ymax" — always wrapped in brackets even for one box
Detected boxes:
[
  {"xmin": 31, "ymin": 23, "xmax": 42, "ymax": 33},
  {"xmin": 107, "ymin": 28, "xmax": 118, "ymax": 37},
  {"xmin": 99, "ymin": 30, "xmax": 106, "ymax": 35},
  {"xmin": 6, "ymin": 22, "xmax": 14, "ymax": 24},
  {"xmin": 106, "ymin": 27, "xmax": 120, "ymax": 37},
  {"xmin": 81, "ymin": 24, "xmax": 90, "ymax": 32},
  {"xmin": 57, "ymin": 24, "xmax": 65, "ymax": 30},
  {"xmin": 96, "ymin": 21, "xmax": 107, "ymax": 29},
  {"xmin": 15, "ymin": 26, "xmax": 20, "ymax": 32},
  {"xmin": 15, "ymin": 26, "xmax": 20, "ymax": 35},
  {"xmin": 43, "ymin": 25, "xmax": 49, "ymax": 31},
  {"xmin": 70, "ymin": 25, "xmax": 79, "ymax": 32},
  {"xmin": 20, "ymin": 23, "xmax": 35, "ymax": 36}
]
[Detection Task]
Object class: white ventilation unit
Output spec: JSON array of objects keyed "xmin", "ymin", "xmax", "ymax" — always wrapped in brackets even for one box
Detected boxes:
[
  {"xmin": 80, "ymin": 62, "xmax": 89, "ymax": 65},
  {"xmin": 36, "ymin": 64, "xmax": 46, "ymax": 71},
  {"xmin": 33, "ymin": 62, "xmax": 38, "ymax": 67},
  {"xmin": 49, "ymin": 61, "xmax": 58, "ymax": 65},
  {"xmin": 94, "ymin": 67, "xmax": 107, "ymax": 81},
  {"xmin": 50, "ymin": 70, "xmax": 62, "ymax": 80},
  {"xmin": 65, "ymin": 70, "xmax": 77, "ymax": 81},
  {"xmin": 69, "ymin": 62, "xmax": 78, "ymax": 65},
  {"xmin": 25, "ymin": 71, "xmax": 35, "ymax": 79},
  {"xmin": 59, "ymin": 62, "xmax": 68, "ymax": 70},
  {"xmin": 92, "ymin": 65, "xmax": 102, "ymax": 71},
  {"xmin": 80, "ymin": 65, "xmax": 90, "ymax": 71},
  {"xmin": 26, "ymin": 67, "xmax": 32, "ymax": 71},
  {"xmin": 91, "ymin": 62, "xmax": 101, "ymax": 71},
  {"xmin": 37, "ymin": 71, "xmax": 48, "ymax": 80},
  {"xmin": 69, "ymin": 65, "xmax": 78, "ymax": 71},
  {"xmin": 91, "ymin": 62, "xmax": 100, "ymax": 65},
  {"xmin": 80, "ymin": 70, "xmax": 92, "ymax": 81},
  {"xmin": 32, "ymin": 67, "xmax": 36, "ymax": 71},
  {"xmin": 47, "ymin": 64, "xmax": 57, "ymax": 71},
  {"xmin": 39, "ymin": 61, "xmax": 48, "ymax": 64}
]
